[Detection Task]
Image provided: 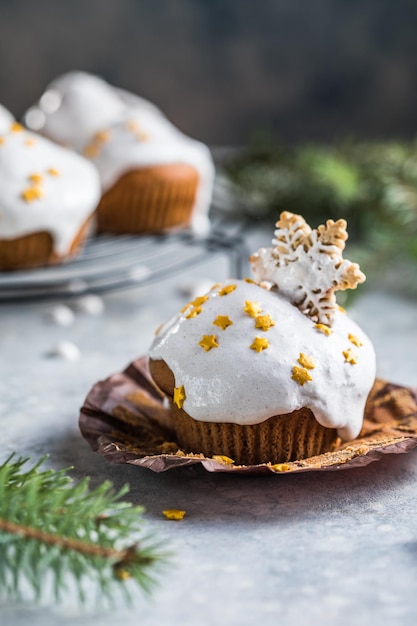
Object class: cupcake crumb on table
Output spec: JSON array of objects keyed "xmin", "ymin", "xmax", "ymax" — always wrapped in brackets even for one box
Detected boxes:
[{"xmin": 148, "ymin": 211, "xmax": 376, "ymax": 465}]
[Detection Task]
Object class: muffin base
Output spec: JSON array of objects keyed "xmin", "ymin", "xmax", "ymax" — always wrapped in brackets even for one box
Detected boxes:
[
  {"xmin": 171, "ymin": 403, "xmax": 339, "ymax": 466},
  {"xmin": 0, "ymin": 216, "xmax": 92, "ymax": 271},
  {"xmin": 96, "ymin": 164, "xmax": 199, "ymax": 234}
]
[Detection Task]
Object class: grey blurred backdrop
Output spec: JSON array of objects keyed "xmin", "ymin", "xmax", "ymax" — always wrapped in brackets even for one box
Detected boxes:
[{"xmin": 1, "ymin": 0, "xmax": 417, "ymax": 145}]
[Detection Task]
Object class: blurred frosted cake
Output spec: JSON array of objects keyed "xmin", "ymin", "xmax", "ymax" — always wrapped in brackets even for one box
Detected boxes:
[
  {"xmin": 148, "ymin": 211, "xmax": 376, "ymax": 465},
  {"xmin": 0, "ymin": 109, "xmax": 100, "ymax": 270},
  {"xmin": 24, "ymin": 71, "xmax": 215, "ymax": 236}
]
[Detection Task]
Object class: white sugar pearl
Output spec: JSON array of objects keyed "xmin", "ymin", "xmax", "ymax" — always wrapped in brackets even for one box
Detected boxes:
[
  {"xmin": 73, "ymin": 294, "xmax": 105, "ymax": 316},
  {"xmin": 48, "ymin": 340, "xmax": 80, "ymax": 361},
  {"xmin": 46, "ymin": 304, "xmax": 75, "ymax": 326}
]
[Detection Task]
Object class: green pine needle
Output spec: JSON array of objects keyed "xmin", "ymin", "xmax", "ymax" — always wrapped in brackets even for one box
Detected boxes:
[{"xmin": 0, "ymin": 454, "xmax": 167, "ymax": 605}]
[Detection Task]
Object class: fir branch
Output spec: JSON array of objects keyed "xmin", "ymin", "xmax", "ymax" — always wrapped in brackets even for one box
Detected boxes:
[{"xmin": 0, "ymin": 455, "xmax": 166, "ymax": 605}]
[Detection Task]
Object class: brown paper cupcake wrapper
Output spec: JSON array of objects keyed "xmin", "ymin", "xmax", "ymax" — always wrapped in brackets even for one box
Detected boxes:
[
  {"xmin": 79, "ymin": 357, "xmax": 417, "ymax": 475},
  {"xmin": 96, "ymin": 165, "xmax": 199, "ymax": 234},
  {"xmin": 171, "ymin": 403, "xmax": 338, "ymax": 465}
]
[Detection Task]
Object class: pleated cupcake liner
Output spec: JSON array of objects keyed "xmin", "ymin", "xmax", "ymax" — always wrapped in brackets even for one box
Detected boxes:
[{"xmin": 79, "ymin": 357, "xmax": 417, "ymax": 475}]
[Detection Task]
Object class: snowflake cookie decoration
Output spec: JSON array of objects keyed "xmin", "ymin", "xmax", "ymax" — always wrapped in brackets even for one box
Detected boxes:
[{"xmin": 250, "ymin": 211, "xmax": 365, "ymax": 326}]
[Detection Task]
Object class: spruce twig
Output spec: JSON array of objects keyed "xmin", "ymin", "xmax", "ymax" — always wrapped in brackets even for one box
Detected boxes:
[{"xmin": 0, "ymin": 454, "xmax": 166, "ymax": 605}]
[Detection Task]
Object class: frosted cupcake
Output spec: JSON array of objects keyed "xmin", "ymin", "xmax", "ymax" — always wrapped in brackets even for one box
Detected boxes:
[
  {"xmin": 24, "ymin": 71, "xmax": 215, "ymax": 236},
  {"xmin": 148, "ymin": 212, "xmax": 376, "ymax": 465},
  {"xmin": 0, "ymin": 114, "xmax": 100, "ymax": 270}
]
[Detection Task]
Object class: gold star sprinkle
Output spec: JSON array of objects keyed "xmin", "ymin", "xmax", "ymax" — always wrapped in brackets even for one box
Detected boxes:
[
  {"xmin": 314, "ymin": 323, "xmax": 333, "ymax": 336},
  {"xmin": 212, "ymin": 315, "xmax": 233, "ymax": 330},
  {"xmin": 255, "ymin": 314, "xmax": 275, "ymax": 331},
  {"xmin": 11, "ymin": 122, "xmax": 24, "ymax": 132},
  {"xmin": 21, "ymin": 187, "xmax": 44, "ymax": 202},
  {"xmin": 126, "ymin": 120, "xmax": 139, "ymax": 132},
  {"xmin": 218, "ymin": 284, "xmax": 237, "ymax": 296},
  {"xmin": 244, "ymin": 278, "xmax": 256, "ymax": 284},
  {"xmin": 162, "ymin": 509, "xmax": 186, "ymax": 521},
  {"xmin": 250, "ymin": 337, "xmax": 269, "ymax": 352},
  {"xmin": 29, "ymin": 173, "xmax": 43, "ymax": 184},
  {"xmin": 83, "ymin": 144, "xmax": 100, "ymax": 158},
  {"xmin": 173, "ymin": 385, "xmax": 186, "ymax": 408},
  {"xmin": 114, "ymin": 568, "xmax": 131, "ymax": 581},
  {"xmin": 338, "ymin": 305, "xmax": 347, "ymax": 314},
  {"xmin": 244, "ymin": 300, "xmax": 262, "ymax": 318},
  {"xmin": 93, "ymin": 129, "xmax": 111, "ymax": 143},
  {"xmin": 297, "ymin": 353, "xmax": 316, "ymax": 369},
  {"xmin": 270, "ymin": 463, "xmax": 291, "ymax": 472},
  {"xmin": 348, "ymin": 333, "xmax": 363, "ymax": 347},
  {"xmin": 185, "ymin": 306, "xmax": 202, "ymax": 319},
  {"xmin": 25, "ymin": 138, "xmax": 36, "ymax": 146},
  {"xmin": 199, "ymin": 335, "xmax": 219, "ymax": 352},
  {"xmin": 210, "ymin": 283, "xmax": 221, "ymax": 291},
  {"xmin": 343, "ymin": 348, "xmax": 358, "ymax": 365},
  {"xmin": 136, "ymin": 130, "xmax": 149, "ymax": 142},
  {"xmin": 212, "ymin": 455, "xmax": 235, "ymax": 465},
  {"xmin": 0, "ymin": 137, "xmax": 5, "ymax": 145},
  {"xmin": 291, "ymin": 366, "xmax": 313, "ymax": 385},
  {"xmin": 47, "ymin": 168, "xmax": 60, "ymax": 177},
  {"xmin": 191, "ymin": 295, "xmax": 209, "ymax": 307}
]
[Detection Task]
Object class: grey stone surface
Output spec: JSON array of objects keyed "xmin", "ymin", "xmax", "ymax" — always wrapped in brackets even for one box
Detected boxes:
[{"xmin": 1, "ymin": 245, "xmax": 417, "ymax": 626}]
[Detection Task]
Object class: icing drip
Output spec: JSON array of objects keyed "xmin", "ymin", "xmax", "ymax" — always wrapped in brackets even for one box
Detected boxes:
[
  {"xmin": 149, "ymin": 279, "xmax": 376, "ymax": 440},
  {"xmin": 24, "ymin": 71, "xmax": 215, "ymax": 235}
]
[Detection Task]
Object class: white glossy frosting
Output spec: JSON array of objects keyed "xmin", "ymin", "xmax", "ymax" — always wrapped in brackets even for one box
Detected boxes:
[
  {"xmin": 0, "ymin": 123, "xmax": 100, "ymax": 255},
  {"xmin": 24, "ymin": 71, "xmax": 215, "ymax": 235},
  {"xmin": 149, "ymin": 279, "xmax": 376, "ymax": 440},
  {"xmin": 0, "ymin": 105, "xmax": 14, "ymax": 133}
]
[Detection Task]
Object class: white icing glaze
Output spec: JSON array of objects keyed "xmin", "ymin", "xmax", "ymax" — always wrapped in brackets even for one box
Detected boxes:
[
  {"xmin": 149, "ymin": 279, "xmax": 376, "ymax": 440},
  {"xmin": 0, "ymin": 105, "xmax": 14, "ymax": 133},
  {"xmin": 0, "ymin": 124, "xmax": 100, "ymax": 255},
  {"xmin": 24, "ymin": 71, "xmax": 215, "ymax": 234}
]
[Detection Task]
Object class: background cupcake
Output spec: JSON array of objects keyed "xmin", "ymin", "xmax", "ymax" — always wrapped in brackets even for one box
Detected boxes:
[
  {"xmin": 24, "ymin": 71, "xmax": 215, "ymax": 236},
  {"xmin": 148, "ymin": 212, "xmax": 376, "ymax": 465},
  {"xmin": 0, "ymin": 113, "xmax": 100, "ymax": 270}
]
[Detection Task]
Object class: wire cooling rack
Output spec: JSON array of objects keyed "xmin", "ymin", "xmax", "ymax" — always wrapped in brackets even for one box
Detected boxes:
[{"xmin": 0, "ymin": 213, "xmax": 250, "ymax": 302}]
